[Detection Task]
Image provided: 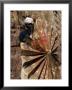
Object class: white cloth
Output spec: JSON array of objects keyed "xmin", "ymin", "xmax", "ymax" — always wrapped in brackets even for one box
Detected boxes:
[{"xmin": 24, "ymin": 17, "xmax": 34, "ymax": 24}]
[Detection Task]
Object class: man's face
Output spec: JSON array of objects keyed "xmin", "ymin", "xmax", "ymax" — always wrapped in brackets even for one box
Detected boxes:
[{"xmin": 25, "ymin": 23, "xmax": 34, "ymax": 33}]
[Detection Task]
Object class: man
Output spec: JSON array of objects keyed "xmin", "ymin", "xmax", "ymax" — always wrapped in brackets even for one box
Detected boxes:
[{"xmin": 19, "ymin": 17, "xmax": 34, "ymax": 45}]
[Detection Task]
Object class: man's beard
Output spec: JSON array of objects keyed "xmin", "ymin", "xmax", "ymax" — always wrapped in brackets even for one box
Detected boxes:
[{"xmin": 24, "ymin": 23, "xmax": 34, "ymax": 36}]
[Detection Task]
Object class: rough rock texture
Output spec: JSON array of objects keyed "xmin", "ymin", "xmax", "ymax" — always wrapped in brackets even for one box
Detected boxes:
[{"xmin": 11, "ymin": 11, "xmax": 61, "ymax": 79}]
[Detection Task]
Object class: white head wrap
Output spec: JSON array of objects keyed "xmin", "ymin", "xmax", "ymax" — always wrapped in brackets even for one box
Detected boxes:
[{"xmin": 24, "ymin": 17, "xmax": 34, "ymax": 24}]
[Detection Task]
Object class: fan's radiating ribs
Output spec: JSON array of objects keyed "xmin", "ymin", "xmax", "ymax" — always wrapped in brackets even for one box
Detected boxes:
[
  {"xmin": 28, "ymin": 56, "xmax": 46, "ymax": 79},
  {"xmin": 21, "ymin": 50, "xmax": 46, "ymax": 56},
  {"xmin": 50, "ymin": 61, "xmax": 54, "ymax": 79},
  {"xmin": 45, "ymin": 60, "xmax": 48, "ymax": 79},
  {"xmin": 46, "ymin": 56, "xmax": 53, "ymax": 79},
  {"xmin": 52, "ymin": 54, "xmax": 61, "ymax": 65},
  {"xmin": 52, "ymin": 45, "xmax": 58, "ymax": 54},
  {"xmin": 23, "ymin": 55, "xmax": 44, "ymax": 68},
  {"xmin": 46, "ymin": 56, "xmax": 49, "ymax": 79},
  {"xmin": 39, "ymin": 59, "xmax": 47, "ymax": 79},
  {"xmin": 30, "ymin": 59, "xmax": 46, "ymax": 79},
  {"xmin": 44, "ymin": 60, "xmax": 48, "ymax": 79},
  {"xmin": 38, "ymin": 60, "xmax": 46, "ymax": 79},
  {"xmin": 49, "ymin": 54, "xmax": 56, "ymax": 67},
  {"xmin": 51, "ymin": 35, "xmax": 58, "ymax": 52},
  {"xmin": 22, "ymin": 56, "xmax": 45, "ymax": 77},
  {"xmin": 52, "ymin": 51, "xmax": 58, "ymax": 56},
  {"xmin": 49, "ymin": 54, "xmax": 59, "ymax": 79}
]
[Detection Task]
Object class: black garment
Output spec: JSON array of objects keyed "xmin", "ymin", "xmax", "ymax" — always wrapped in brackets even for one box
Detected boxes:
[{"xmin": 19, "ymin": 23, "xmax": 34, "ymax": 42}]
